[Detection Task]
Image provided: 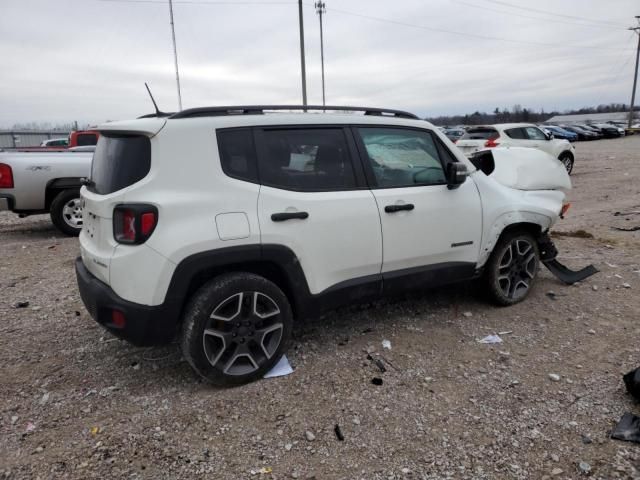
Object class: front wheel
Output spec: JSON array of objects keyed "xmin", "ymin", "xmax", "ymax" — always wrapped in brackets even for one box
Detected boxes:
[
  {"xmin": 484, "ymin": 231, "xmax": 540, "ymax": 306},
  {"xmin": 50, "ymin": 189, "xmax": 82, "ymax": 236},
  {"xmin": 180, "ymin": 273, "xmax": 293, "ymax": 386},
  {"xmin": 558, "ymin": 153, "xmax": 574, "ymax": 175}
]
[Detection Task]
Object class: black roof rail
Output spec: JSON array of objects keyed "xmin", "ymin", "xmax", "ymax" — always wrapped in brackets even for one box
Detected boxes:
[
  {"xmin": 168, "ymin": 105, "xmax": 419, "ymax": 120},
  {"xmin": 137, "ymin": 112, "xmax": 175, "ymax": 119}
]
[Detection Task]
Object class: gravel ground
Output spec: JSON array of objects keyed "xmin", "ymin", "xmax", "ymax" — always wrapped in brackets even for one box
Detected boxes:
[{"xmin": 1, "ymin": 135, "xmax": 639, "ymax": 480}]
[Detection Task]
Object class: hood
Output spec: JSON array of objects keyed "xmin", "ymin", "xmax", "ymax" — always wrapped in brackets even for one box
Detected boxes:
[{"xmin": 470, "ymin": 147, "xmax": 571, "ymax": 192}]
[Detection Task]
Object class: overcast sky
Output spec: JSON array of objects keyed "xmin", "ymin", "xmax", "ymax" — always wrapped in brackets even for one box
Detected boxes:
[{"xmin": 0, "ymin": 0, "xmax": 637, "ymax": 127}]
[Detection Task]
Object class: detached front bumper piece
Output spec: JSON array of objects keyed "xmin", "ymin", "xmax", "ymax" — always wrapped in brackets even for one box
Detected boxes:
[{"xmin": 537, "ymin": 233, "xmax": 598, "ymax": 284}]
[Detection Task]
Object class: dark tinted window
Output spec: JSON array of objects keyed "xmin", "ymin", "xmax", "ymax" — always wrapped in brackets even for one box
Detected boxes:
[
  {"xmin": 77, "ymin": 133, "xmax": 98, "ymax": 146},
  {"xmin": 505, "ymin": 128, "xmax": 526, "ymax": 139},
  {"xmin": 217, "ymin": 128, "xmax": 258, "ymax": 183},
  {"xmin": 90, "ymin": 135, "xmax": 151, "ymax": 194},
  {"xmin": 259, "ymin": 128, "xmax": 356, "ymax": 191},
  {"xmin": 358, "ymin": 127, "xmax": 447, "ymax": 188},
  {"xmin": 459, "ymin": 127, "xmax": 498, "ymax": 140}
]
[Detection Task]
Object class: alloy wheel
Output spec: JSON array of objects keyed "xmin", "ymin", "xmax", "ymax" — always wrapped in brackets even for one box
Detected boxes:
[
  {"xmin": 497, "ymin": 239, "xmax": 537, "ymax": 300},
  {"xmin": 202, "ymin": 292, "xmax": 283, "ymax": 376},
  {"xmin": 62, "ymin": 198, "xmax": 83, "ymax": 228}
]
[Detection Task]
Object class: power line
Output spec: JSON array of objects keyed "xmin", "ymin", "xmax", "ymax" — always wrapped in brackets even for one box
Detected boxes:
[
  {"xmin": 320, "ymin": 4, "xmax": 632, "ymax": 51},
  {"xmin": 98, "ymin": 0, "xmax": 295, "ymax": 4},
  {"xmin": 481, "ymin": 0, "xmax": 627, "ymax": 28},
  {"xmin": 450, "ymin": 0, "xmax": 625, "ymax": 31}
]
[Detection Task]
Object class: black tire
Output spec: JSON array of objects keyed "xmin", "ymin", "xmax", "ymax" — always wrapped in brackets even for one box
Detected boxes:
[
  {"xmin": 49, "ymin": 189, "xmax": 82, "ymax": 236},
  {"xmin": 483, "ymin": 231, "xmax": 540, "ymax": 306},
  {"xmin": 180, "ymin": 272, "xmax": 293, "ymax": 386},
  {"xmin": 558, "ymin": 152, "xmax": 574, "ymax": 175}
]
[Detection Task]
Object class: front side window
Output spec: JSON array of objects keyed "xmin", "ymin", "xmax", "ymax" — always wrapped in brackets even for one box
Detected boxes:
[
  {"xmin": 357, "ymin": 127, "xmax": 447, "ymax": 188},
  {"xmin": 525, "ymin": 127, "xmax": 546, "ymax": 140},
  {"xmin": 258, "ymin": 128, "xmax": 356, "ymax": 191},
  {"xmin": 77, "ymin": 133, "xmax": 98, "ymax": 146}
]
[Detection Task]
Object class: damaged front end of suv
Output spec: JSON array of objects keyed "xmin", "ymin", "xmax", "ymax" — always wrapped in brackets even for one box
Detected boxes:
[{"xmin": 470, "ymin": 146, "xmax": 598, "ymax": 285}]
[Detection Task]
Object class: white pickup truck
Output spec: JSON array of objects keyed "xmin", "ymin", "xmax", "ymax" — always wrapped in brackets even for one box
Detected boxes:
[{"xmin": 0, "ymin": 149, "xmax": 93, "ymax": 235}]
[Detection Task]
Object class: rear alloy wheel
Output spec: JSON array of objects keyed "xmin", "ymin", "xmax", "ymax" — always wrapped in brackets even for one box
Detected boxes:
[
  {"xmin": 180, "ymin": 273, "xmax": 293, "ymax": 386},
  {"xmin": 558, "ymin": 153, "xmax": 574, "ymax": 174},
  {"xmin": 484, "ymin": 232, "xmax": 540, "ymax": 306},
  {"xmin": 50, "ymin": 189, "xmax": 82, "ymax": 236}
]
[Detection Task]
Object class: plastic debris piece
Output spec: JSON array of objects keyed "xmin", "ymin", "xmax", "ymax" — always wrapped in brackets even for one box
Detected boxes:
[
  {"xmin": 371, "ymin": 377, "xmax": 383, "ymax": 386},
  {"xmin": 611, "ymin": 412, "xmax": 640, "ymax": 443},
  {"xmin": 25, "ymin": 422, "xmax": 36, "ymax": 432},
  {"xmin": 263, "ymin": 355, "xmax": 293, "ymax": 379},
  {"xmin": 90, "ymin": 426, "xmax": 100, "ymax": 435},
  {"xmin": 478, "ymin": 334, "xmax": 502, "ymax": 344},
  {"xmin": 367, "ymin": 354, "xmax": 386, "ymax": 373},
  {"xmin": 382, "ymin": 339, "xmax": 392, "ymax": 350},
  {"xmin": 334, "ymin": 424, "xmax": 344, "ymax": 441},
  {"xmin": 14, "ymin": 301, "xmax": 29, "ymax": 308},
  {"xmin": 258, "ymin": 467, "xmax": 272, "ymax": 474},
  {"xmin": 548, "ymin": 373, "xmax": 561, "ymax": 382},
  {"xmin": 498, "ymin": 331, "xmax": 513, "ymax": 335},
  {"xmin": 623, "ymin": 367, "xmax": 640, "ymax": 401}
]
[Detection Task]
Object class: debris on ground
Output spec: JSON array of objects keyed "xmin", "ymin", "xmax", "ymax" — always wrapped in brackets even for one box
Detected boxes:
[
  {"xmin": 548, "ymin": 373, "xmax": 561, "ymax": 382},
  {"xmin": 477, "ymin": 334, "xmax": 502, "ymax": 344},
  {"xmin": 14, "ymin": 301, "xmax": 29, "ymax": 308},
  {"xmin": 305, "ymin": 431, "xmax": 315, "ymax": 442},
  {"xmin": 263, "ymin": 355, "xmax": 293, "ymax": 379},
  {"xmin": 611, "ymin": 413, "xmax": 640, "ymax": 443},
  {"xmin": 371, "ymin": 377, "xmax": 383, "ymax": 386},
  {"xmin": 578, "ymin": 461, "xmax": 591, "ymax": 474},
  {"xmin": 334, "ymin": 424, "xmax": 344, "ymax": 441},
  {"xmin": 367, "ymin": 354, "xmax": 386, "ymax": 373},
  {"xmin": 623, "ymin": 368, "xmax": 640, "ymax": 401},
  {"xmin": 382, "ymin": 339, "xmax": 392, "ymax": 350}
]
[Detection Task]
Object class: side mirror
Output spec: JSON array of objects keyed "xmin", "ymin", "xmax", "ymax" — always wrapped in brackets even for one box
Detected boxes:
[
  {"xmin": 447, "ymin": 162, "xmax": 468, "ymax": 190},
  {"xmin": 544, "ymin": 131, "xmax": 553, "ymax": 140}
]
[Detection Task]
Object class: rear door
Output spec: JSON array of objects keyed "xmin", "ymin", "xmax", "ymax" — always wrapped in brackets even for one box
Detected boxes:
[
  {"xmin": 353, "ymin": 126, "xmax": 482, "ymax": 293},
  {"xmin": 255, "ymin": 126, "xmax": 382, "ymax": 295}
]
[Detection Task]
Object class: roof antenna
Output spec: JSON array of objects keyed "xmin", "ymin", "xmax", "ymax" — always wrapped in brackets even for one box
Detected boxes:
[{"xmin": 145, "ymin": 82, "xmax": 162, "ymax": 116}]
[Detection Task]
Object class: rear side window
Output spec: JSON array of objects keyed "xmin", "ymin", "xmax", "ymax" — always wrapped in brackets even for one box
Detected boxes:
[
  {"xmin": 460, "ymin": 128, "xmax": 498, "ymax": 140},
  {"xmin": 90, "ymin": 135, "xmax": 151, "ymax": 194},
  {"xmin": 258, "ymin": 128, "xmax": 356, "ymax": 191},
  {"xmin": 505, "ymin": 128, "xmax": 526, "ymax": 139},
  {"xmin": 217, "ymin": 128, "xmax": 258, "ymax": 183}
]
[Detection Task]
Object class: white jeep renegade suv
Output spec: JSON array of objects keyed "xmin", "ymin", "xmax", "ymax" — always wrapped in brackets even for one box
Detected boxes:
[{"xmin": 76, "ymin": 105, "xmax": 595, "ymax": 386}]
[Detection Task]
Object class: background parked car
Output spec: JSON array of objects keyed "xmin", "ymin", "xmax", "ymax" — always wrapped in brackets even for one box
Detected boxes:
[
  {"xmin": 40, "ymin": 138, "xmax": 69, "ymax": 148},
  {"xmin": 542, "ymin": 125, "xmax": 577, "ymax": 142},
  {"xmin": 455, "ymin": 123, "xmax": 575, "ymax": 173},
  {"xmin": 574, "ymin": 124, "xmax": 603, "ymax": 139},
  {"xmin": 442, "ymin": 127, "xmax": 465, "ymax": 143},
  {"xmin": 591, "ymin": 123, "xmax": 622, "ymax": 138},
  {"xmin": 560, "ymin": 125, "xmax": 598, "ymax": 141}
]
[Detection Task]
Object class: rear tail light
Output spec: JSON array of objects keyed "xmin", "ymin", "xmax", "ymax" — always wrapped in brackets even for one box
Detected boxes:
[
  {"xmin": 484, "ymin": 137, "xmax": 500, "ymax": 148},
  {"xmin": 113, "ymin": 204, "xmax": 158, "ymax": 244},
  {"xmin": 0, "ymin": 163, "xmax": 14, "ymax": 188}
]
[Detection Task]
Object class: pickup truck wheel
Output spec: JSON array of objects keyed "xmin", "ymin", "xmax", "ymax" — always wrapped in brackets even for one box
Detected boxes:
[
  {"xmin": 558, "ymin": 153, "xmax": 574, "ymax": 175},
  {"xmin": 180, "ymin": 273, "xmax": 293, "ymax": 386},
  {"xmin": 484, "ymin": 231, "xmax": 540, "ymax": 306},
  {"xmin": 50, "ymin": 189, "xmax": 82, "ymax": 236}
]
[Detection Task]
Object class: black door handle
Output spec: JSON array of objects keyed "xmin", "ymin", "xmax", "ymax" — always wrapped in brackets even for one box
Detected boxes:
[
  {"xmin": 271, "ymin": 211, "xmax": 309, "ymax": 222},
  {"xmin": 385, "ymin": 203, "xmax": 414, "ymax": 213}
]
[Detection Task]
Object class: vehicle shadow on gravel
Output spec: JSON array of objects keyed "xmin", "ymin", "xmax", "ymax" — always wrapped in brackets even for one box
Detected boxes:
[{"xmin": 0, "ymin": 218, "xmax": 64, "ymax": 241}]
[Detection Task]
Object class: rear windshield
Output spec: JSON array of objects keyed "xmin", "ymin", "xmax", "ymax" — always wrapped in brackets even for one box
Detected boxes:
[
  {"xmin": 459, "ymin": 128, "xmax": 498, "ymax": 140},
  {"xmin": 89, "ymin": 135, "xmax": 151, "ymax": 194}
]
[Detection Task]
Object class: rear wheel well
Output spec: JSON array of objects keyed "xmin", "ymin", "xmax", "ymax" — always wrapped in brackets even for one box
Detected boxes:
[
  {"xmin": 182, "ymin": 261, "xmax": 298, "ymax": 319},
  {"xmin": 499, "ymin": 222, "xmax": 543, "ymax": 241},
  {"xmin": 45, "ymin": 179, "xmax": 82, "ymax": 210},
  {"xmin": 558, "ymin": 150, "xmax": 573, "ymax": 160}
]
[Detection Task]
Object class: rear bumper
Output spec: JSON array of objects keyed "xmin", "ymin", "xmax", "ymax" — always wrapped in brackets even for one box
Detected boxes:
[{"xmin": 75, "ymin": 257, "xmax": 179, "ymax": 346}]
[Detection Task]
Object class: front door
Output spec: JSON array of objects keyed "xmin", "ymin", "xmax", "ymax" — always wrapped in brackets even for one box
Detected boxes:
[{"xmin": 353, "ymin": 126, "xmax": 482, "ymax": 292}]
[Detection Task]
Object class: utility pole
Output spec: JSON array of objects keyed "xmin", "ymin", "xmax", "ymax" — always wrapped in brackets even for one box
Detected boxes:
[
  {"xmin": 298, "ymin": 0, "xmax": 308, "ymax": 107},
  {"xmin": 168, "ymin": 0, "xmax": 183, "ymax": 111},
  {"xmin": 628, "ymin": 16, "xmax": 640, "ymax": 129},
  {"xmin": 315, "ymin": 1, "xmax": 327, "ymax": 107}
]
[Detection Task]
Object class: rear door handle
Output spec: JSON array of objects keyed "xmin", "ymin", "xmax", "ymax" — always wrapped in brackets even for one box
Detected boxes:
[
  {"xmin": 271, "ymin": 211, "xmax": 309, "ymax": 222},
  {"xmin": 385, "ymin": 203, "xmax": 414, "ymax": 213}
]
